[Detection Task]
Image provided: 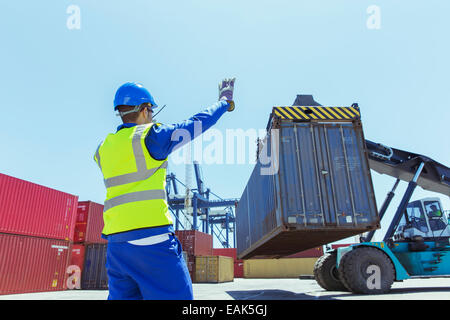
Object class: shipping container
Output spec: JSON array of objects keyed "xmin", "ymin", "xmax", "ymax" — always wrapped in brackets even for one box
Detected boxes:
[
  {"xmin": 212, "ymin": 248, "xmax": 245, "ymax": 278},
  {"xmin": 0, "ymin": 233, "xmax": 71, "ymax": 295},
  {"xmin": 76, "ymin": 201, "xmax": 107, "ymax": 244},
  {"xmin": 212, "ymin": 248, "xmax": 237, "ymax": 260},
  {"xmin": 285, "ymin": 246, "xmax": 324, "ymax": 258},
  {"xmin": 243, "ymin": 257, "xmax": 318, "ymax": 278},
  {"xmin": 234, "ymin": 260, "xmax": 244, "ymax": 278},
  {"xmin": 81, "ymin": 243, "xmax": 108, "ymax": 290},
  {"xmin": 175, "ymin": 230, "xmax": 212, "ymax": 256},
  {"xmin": 194, "ymin": 256, "xmax": 234, "ymax": 283},
  {"xmin": 67, "ymin": 244, "xmax": 85, "ymax": 290},
  {"xmin": 73, "ymin": 222, "xmax": 87, "ymax": 243},
  {"xmin": 0, "ymin": 173, "xmax": 78, "ymax": 241},
  {"xmin": 236, "ymin": 106, "xmax": 379, "ymax": 259}
]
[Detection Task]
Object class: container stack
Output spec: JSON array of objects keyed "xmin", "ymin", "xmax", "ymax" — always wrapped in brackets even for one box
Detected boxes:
[
  {"xmin": 0, "ymin": 173, "xmax": 78, "ymax": 295},
  {"xmin": 69, "ymin": 201, "xmax": 108, "ymax": 290}
]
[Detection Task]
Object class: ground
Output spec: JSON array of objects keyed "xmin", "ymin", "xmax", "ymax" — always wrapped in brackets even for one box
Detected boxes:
[{"xmin": 1, "ymin": 278, "xmax": 450, "ymax": 300}]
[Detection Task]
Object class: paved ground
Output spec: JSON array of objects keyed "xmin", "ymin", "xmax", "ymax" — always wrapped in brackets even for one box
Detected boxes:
[{"xmin": 1, "ymin": 278, "xmax": 450, "ymax": 300}]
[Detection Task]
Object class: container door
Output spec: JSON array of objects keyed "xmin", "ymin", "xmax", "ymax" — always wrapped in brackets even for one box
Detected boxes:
[
  {"xmin": 280, "ymin": 123, "xmax": 323, "ymax": 226},
  {"xmin": 280, "ymin": 122, "xmax": 377, "ymax": 227},
  {"xmin": 318, "ymin": 123, "xmax": 377, "ymax": 226}
]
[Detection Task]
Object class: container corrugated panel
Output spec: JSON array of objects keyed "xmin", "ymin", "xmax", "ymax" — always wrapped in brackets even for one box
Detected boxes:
[
  {"xmin": 175, "ymin": 230, "xmax": 213, "ymax": 256},
  {"xmin": 285, "ymin": 246, "xmax": 324, "ymax": 258},
  {"xmin": 236, "ymin": 107, "xmax": 379, "ymax": 260},
  {"xmin": 81, "ymin": 243, "xmax": 108, "ymax": 290},
  {"xmin": 0, "ymin": 173, "xmax": 78, "ymax": 241},
  {"xmin": 70, "ymin": 244, "xmax": 86, "ymax": 273},
  {"xmin": 243, "ymin": 257, "xmax": 318, "ymax": 278},
  {"xmin": 68, "ymin": 244, "xmax": 85, "ymax": 289},
  {"xmin": 194, "ymin": 256, "xmax": 234, "ymax": 283},
  {"xmin": 73, "ymin": 222, "xmax": 87, "ymax": 243},
  {"xmin": 212, "ymin": 248, "xmax": 237, "ymax": 260},
  {"xmin": 234, "ymin": 261, "xmax": 244, "ymax": 278},
  {"xmin": 77, "ymin": 201, "xmax": 107, "ymax": 244},
  {"xmin": 212, "ymin": 248, "xmax": 245, "ymax": 278},
  {"xmin": 0, "ymin": 233, "xmax": 71, "ymax": 295}
]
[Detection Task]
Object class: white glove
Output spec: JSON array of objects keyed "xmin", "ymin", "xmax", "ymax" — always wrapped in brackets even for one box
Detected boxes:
[{"xmin": 218, "ymin": 78, "xmax": 236, "ymax": 101}]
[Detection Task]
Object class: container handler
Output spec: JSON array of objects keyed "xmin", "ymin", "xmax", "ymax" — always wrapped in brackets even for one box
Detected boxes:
[{"xmin": 314, "ymin": 138, "xmax": 450, "ymax": 294}]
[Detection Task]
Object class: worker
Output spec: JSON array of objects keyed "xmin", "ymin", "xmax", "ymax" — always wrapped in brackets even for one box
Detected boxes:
[
  {"xmin": 428, "ymin": 204, "xmax": 443, "ymax": 218},
  {"xmin": 94, "ymin": 79, "xmax": 235, "ymax": 300}
]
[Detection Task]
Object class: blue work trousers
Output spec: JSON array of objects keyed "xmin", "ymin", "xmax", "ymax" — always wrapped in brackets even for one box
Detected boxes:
[{"xmin": 105, "ymin": 234, "xmax": 193, "ymax": 300}]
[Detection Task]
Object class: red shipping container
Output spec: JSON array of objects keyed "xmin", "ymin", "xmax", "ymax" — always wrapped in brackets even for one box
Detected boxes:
[
  {"xmin": 212, "ymin": 248, "xmax": 237, "ymax": 260},
  {"xmin": 175, "ymin": 230, "xmax": 212, "ymax": 256},
  {"xmin": 73, "ymin": 222, "xmax": 87, "ymax": 243},
  {"xmin": 0, "ymin": 173, "xmax": 78, "ymax": 241},
  {"xmin": 70, "ymin": 244, "xmax": 85, "ymax": 272},
  {"xmin": 76, "ymin": 201, "xmax": 107, "ymax": 244},
  {"xmin": 0, "ymin": 233, "xmax": 72, "ymax": 295},
  {"xmin": 285, "ymin": 246, "xmax": 324, "ymax": 258},
  {"xmin": 234, "ymin": 260, "xmax": 244, "ymax": 278},
  {"xmin": 67, "ymin": 244, "xmax": 85, "ymax": 289}
]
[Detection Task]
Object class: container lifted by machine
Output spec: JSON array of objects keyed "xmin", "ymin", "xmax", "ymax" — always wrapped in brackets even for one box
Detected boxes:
[{"xmin": 236, "ymin": 95, "xmax": 380, "ymax": 259}]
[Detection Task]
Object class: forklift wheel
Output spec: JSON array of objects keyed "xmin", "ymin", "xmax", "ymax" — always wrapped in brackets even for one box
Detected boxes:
[
  {"xmin": 338, "ymin": 246, "xmax": 395, "ymax": 294},
  {"xmin": 313, "ymin": 251, "xmax": 348, "ymax": 291}
]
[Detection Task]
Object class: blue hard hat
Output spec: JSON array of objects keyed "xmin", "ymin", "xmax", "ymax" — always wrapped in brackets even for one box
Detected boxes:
[{"xmin": 113, "ymin": 82, "xmax": 157, "ymax": 110}]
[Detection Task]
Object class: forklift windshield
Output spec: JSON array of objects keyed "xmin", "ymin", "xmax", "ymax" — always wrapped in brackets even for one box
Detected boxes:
[{"xmin": 405, "ymin": 201, "xmax": 428, "ymax": 233}]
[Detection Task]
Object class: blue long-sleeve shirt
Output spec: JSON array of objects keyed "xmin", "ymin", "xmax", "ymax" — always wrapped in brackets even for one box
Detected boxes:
[{"xmin": 103, "ymin": 100, "xmax": 230, "ymax": 242}]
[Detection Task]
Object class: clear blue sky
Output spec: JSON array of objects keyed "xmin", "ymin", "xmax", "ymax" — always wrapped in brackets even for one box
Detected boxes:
[{"xmin": 0, "ymin": 1, "xmax": 448, "ymax": 244}]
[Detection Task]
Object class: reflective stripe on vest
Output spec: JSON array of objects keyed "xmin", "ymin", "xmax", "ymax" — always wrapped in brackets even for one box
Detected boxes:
[
  {"xmin": 95, "ymin": 123, "xmax": 172, "ymax": 235},
  {"xmin": 103, "ymin": 189, "xmax": 166, "ymax": 211}
]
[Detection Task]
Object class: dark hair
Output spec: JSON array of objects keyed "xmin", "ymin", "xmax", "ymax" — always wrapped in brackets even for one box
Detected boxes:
[{"xmin": 117, "ymin": 103, "xmax": 151, "ymax": 123}]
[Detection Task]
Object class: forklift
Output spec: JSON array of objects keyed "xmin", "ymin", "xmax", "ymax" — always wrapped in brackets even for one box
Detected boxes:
[{"xmin": 314, "ymin": 139, "xmax": 450, "ymax": 294}]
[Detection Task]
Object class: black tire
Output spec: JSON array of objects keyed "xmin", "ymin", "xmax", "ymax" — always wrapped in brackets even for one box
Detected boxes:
[
  {"xmin": 314, "ymin": 251, "xmax": 347, "ymax": 291},
  {"xmin": 338, "ymin": 246, "xmax": 395, "ymax": 294}
]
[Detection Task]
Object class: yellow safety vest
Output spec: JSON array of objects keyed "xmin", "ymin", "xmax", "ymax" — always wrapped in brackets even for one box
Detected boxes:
[{"xmin": 94, "ymin": 123, "xmax": 173, "ymax": 235}]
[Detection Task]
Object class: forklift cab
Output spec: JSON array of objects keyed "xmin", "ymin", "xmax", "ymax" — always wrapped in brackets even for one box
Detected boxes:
[{"xmin": 394, "ymin": 198, "xmax": 449, "ymax": 240}]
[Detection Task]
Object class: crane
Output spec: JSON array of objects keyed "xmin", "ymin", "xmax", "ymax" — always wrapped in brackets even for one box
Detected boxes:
[{"xmin": 166, "ymin": 161, "xmax": 239, "ymax": 248}]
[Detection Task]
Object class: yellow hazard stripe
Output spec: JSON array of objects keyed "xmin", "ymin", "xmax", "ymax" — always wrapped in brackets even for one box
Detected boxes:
[
  {"xmin": 350, "ymin": 106, "xmax": 360, "ymax": 116},
  {"xmin": 341, "ymin": 107, "xmax": 355, "ymax": 118},
  {"xmin": 300, "ymin": 107, "xmax": 318, "ymax": 119},
  {"xmin": 273, "ymin": 106, "xmax": 359, "ymax": 120},
  {"xmin": 278, "ymin": 107, "xmax": 294, "ymax": 119},
  {"xmin": 332, "ymin": 107, "xmax": 350, "ymax": 119},
  {"xmin": 292, "ymin": 106, "xmax": 310, "ymax": 119},
  {"xmin": 274, "ymin": 109, "xmax": 283, "ymax": 118},
  {"xmin": 324, "ymin": 107, "xmax": 341, "ymax": 119},
  {"xmin": 317, "ymin": 106, "xmax": 334, "ymax": 119},
  {"xmin": 310, "ymin": 107, "xmax": 326, "ymax": 120}
]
